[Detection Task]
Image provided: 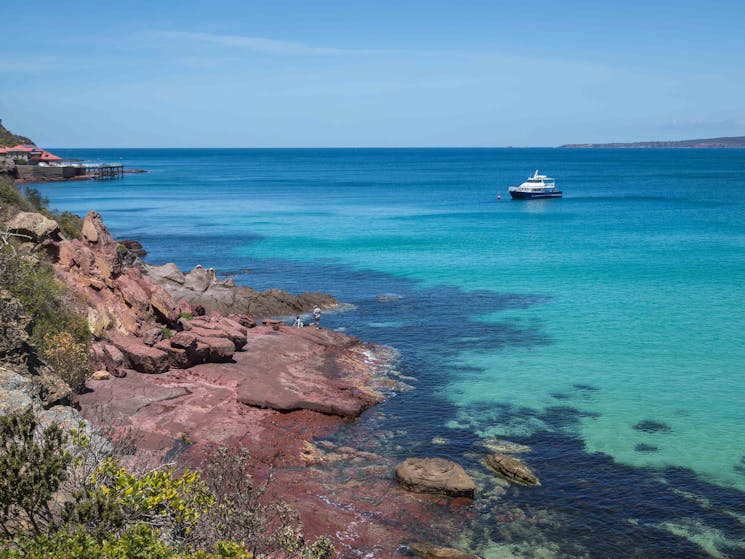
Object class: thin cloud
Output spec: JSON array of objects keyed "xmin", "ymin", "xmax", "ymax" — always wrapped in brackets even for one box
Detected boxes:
[{"xmin": 158, "ymin": 31, "xmax": 386, "ymax": 56}]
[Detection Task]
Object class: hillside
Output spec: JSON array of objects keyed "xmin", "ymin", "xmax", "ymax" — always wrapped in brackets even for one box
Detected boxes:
[
  {"xmin": 0, "ymin": 118, "xmax": 34, "ymax": 147},
  {"xmin": 560, "ymin": 136, "xmax": 745, "ymax": 148}
]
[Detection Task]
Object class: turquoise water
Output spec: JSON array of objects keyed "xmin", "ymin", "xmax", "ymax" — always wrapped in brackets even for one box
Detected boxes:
[{"xmin": 36, "ymin": 148, "xmax": 745, "ymax": 557}]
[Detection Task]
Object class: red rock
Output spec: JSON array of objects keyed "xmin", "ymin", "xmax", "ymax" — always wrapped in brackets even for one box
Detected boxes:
[
  {"xmin": 199, "ymin": 336, "xmax": 235, "ymax": 362},
  {"xmin": 110, "ymin": 335, "xmax": 170, "ymax": 374},
  {"xmin": 155, "ymin": 340, "xmax": 192, "ymax": 369},
  {"xmin": 71, "ymin": 244, "xmax": 96, "ymax": 275},
  {"xmin": 230, "ymin": 314, "xmax": 257, "ymax": 328},
  {"xmin": 141, "ymin": 327, "xmax": 163, "ymax": 347},
  {"xmin": 170, "ymin": 332, "xmax": 198, "ymax": 351},
  {"xmin": 220, "ymin": 317, "xmax": 248, "ymax": 337},
  {"xmin": 150, "ymin": 284, "xmax": 179, "ymax": 325},
  {"xmin": 102, "ymin": 343, "xmax": 125, "ymax": 370},
  {"xmin": 90, "ymin": 343, "xmax": 108, "ymax": 364},
  {"xmin": 176, "ymin": 301, "xmax": 192, "ymax": 315},
  {"xmin": 193, "ymin": 342, "xmax": 211, "ymax": 365},
  {"xmin": 189, "ymin": 322, "xmax": 246, "ymax": 350},
  {"xmin": 74, "ymin": 326, "xmax": 464, "ymax": 558},
  {"xmin": 81, "ymin": 211, "xmax": 115, "ymax": 246},
  {"xmin": 115, "ymin": 274, "xmax": 151, "ymax": 312},
  {"xmin": 56, "ymin": 240, "xmax": 75, "ymax": 268}
]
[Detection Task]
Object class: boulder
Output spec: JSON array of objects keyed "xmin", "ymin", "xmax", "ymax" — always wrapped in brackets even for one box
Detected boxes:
[
  {"xmin": 91, "ymin": 370, "xmax": 111, "ymax": 380},
  {"xmin": 153, "ymin": 332, "xmax": 203, "ymax": 369},
  {"xmin": 141, "ymin": 327, "xmax": 163, "ymax": 347},
  {"xmin": 37, "ymin": 369, "xmax": 72, "ymax": 407},
  {"xmin": 114, "ymin": 269, "xmax": 151, "ymax": 312},
  {"xmin": 189, "ymin": 320, "xmax": 246, "ymax": 350},
  {"xmin": 150, "ymin": 285, "xmax": 178, "ymax": 325},
  {"xmin": 6, "ymin": 211, "xmax": 60, "ymax": 243},
  {"xmin": 484, "ymin": 453, "xmax": 540, "ymax": 486},
  {"xmin": 154, "ymin": 340, "xmax": 195, "ymax": 369},
  {"xmin": 198, "ymin": 336, "xmax": 235, "ymax": 362},
  {"xmin": 169, "ymin": 331, "xmax": 198, "ymax": 351},
  {"xmin": 110, "ymin": 335, "xmax": 170, "ymax": 374},
  {"xmin": 103, "ymin": 344, "xmax": 126, "ymax": 369},
  {"xmin": 395, "ymin": 458, "xmax": 475, "ymax": 498},
  {"xmin": 147, "ymin": 262, "xmax": 185, "ymax": 285},
  {"xmin": 81, "ymin": 211, "xmax": 115, "ymax": 246},
  {"xmin": 409, "ymin": 543, "xmax": 482, "ymax": 559},
  {"xmin": 183, "ymin": 265, "xmax": 214, "ymax": 292}
]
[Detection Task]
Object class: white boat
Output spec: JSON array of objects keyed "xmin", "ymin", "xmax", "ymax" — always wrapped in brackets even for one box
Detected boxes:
[{"xmin": 508, "ymin": 170, "xmax": 562, "ymax": 199}]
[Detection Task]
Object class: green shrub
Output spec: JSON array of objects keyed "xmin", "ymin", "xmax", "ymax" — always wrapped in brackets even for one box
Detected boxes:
[
  {"xmin": 179, "ymin": 312, "xmax": 194, "ymax": 320},
  {"xmin": 1, "ymin": 524, "xmax": 254, "ymax": 559},
  {"xmin": 0, "ymin": 242, "xmax": 91, "ymax": 391},
  {"xmin": 0, "ymin": 180, "xmax": 32, "ymax": 213},
  {"xmin": 8, "ymin": 255, "xmax": 90, "ymax": 349},
  {"xmin": 22, "ymin": 186, "xmax": 48, "ymax": 211},
  {"xmin": 50, "ymin": 210, "xmax": 83, "ymax": 239},
  {"xmin": 162, "ymin": 327, "xmax": 174, "ymax": 340},
  {"xmin": 41, "ymin": 331, "xmax": 90, "ymax": 393},
  {"xmin": 0, "ymin": 411, "xmax": 334, "ymax": 559},
  {"xmin": 0, "ymin": 410, "xmax": 72, "ymax": 538}
]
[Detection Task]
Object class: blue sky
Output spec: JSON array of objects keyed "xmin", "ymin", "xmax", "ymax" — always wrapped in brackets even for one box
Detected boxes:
[{"xmin": 2, "ymin": 0, "xmax": 744, "ymax": 147}]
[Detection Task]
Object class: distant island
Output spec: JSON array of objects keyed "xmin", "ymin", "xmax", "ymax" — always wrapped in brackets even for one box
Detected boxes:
[{"xmin": 560, "ymin": 136, "xmax": 745, "ymax": 148}]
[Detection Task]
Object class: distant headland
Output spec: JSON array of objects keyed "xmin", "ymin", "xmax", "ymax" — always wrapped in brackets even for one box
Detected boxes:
[
  {"xmin": 0, "ymin": 118, "xmax": 34, "ymax": 147},
  {"xmin": 560, "ymin": 136, "xmax": 745, "ymax": 148}
]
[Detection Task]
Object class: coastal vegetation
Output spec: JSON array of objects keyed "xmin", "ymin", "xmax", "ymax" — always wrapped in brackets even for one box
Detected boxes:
[
  {"xmin": 0, "ymin": 410, "xmax": 332, "ymax": 559},
  {"xmin": 0, "ymin": 180, "xmax": 91, "ymax": 394},
  {"xmin": 0, "ymin": 119, "xmax": 33, "ymax": 148}
]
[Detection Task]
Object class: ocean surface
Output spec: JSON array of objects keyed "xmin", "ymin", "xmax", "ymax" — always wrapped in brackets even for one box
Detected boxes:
[{"xmin": 36, "ymin": 148, "xmax": 745, "ymax": 558}]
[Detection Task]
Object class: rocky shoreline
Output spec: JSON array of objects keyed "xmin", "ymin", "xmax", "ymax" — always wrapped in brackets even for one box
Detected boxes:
[
  {"xmin": 14, "ymin": 168, "xmax": 148, "ymax": 184},
  {"xmin": 2, "ymin": 206, "xmax": 543, "ymax": 558}
]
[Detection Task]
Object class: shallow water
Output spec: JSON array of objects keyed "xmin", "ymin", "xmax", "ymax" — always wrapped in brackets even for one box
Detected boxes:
[{"xmin": 36, "ymin": 148, "xmax": 745, "ymax": 557}]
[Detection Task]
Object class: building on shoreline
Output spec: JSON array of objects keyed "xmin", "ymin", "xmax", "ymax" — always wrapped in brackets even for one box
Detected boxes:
[{"xmin": 0, "ymin": 144, "xmax": 124, "ymax": 181}]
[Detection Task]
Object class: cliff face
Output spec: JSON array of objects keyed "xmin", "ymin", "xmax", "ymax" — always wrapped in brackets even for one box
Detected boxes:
[{"xmin": 0, "ymin": 118, "xmax": 34, "ymax": 147}]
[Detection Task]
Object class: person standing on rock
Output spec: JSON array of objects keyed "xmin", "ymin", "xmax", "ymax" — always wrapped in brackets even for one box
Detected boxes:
[
  {"xmin": 294, "ymin": 315, "xmax": 303, "ymax": 328},
  {"xmin": 313, "ymin": 306, "xmax": 321, "ymax": 328}
]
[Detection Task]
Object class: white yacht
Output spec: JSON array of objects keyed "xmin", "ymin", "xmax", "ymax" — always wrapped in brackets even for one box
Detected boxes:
[{"xmin": 508, "ymin": 170, "xmax": 562, "ymax": 199}]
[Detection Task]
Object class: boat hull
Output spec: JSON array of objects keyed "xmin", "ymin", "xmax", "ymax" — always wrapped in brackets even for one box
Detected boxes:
[{"xmin": 509, "ymin": 190, "xmax": 563, "ymax": 200}]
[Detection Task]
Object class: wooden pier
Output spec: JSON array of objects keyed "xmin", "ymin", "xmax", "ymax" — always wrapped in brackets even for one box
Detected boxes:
[{"xmin": 84, "ymin": 164, "xmax": 124, "ymax": 180}]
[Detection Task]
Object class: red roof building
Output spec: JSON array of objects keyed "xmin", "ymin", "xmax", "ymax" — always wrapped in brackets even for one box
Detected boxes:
[{"xmin": 2, "ymin": 144, "xmax": 63, "ymax": 162}]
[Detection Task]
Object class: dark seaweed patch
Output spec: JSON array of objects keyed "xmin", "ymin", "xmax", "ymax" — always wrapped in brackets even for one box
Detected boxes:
[
  {"xmin": 635, "ymin": 443, "xmax": 659, "ymax": 453},
  {"xmin": 541, "ymin": 406, "xmax": 600, "ymax": 429},
  {"xmin": 572, "ymin": 383, "xmax": 600, "ymax": 392},
  {"xmin": 634, "ymin": 420, "xmax": 672, "ymax": 433},
  {"xmin": 550, "ymin": 392, "xmax": 571, "ymax": 401}
]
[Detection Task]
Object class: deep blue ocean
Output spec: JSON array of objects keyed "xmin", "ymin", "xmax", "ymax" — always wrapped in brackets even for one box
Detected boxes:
[{"xmin": 36, "ymin": 148, "xmax": 745, "ymax": 558}]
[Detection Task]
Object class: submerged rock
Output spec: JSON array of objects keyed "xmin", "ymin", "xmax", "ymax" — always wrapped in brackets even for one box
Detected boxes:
[
  {"xmin": 633, "ymin": 420, "xmax": 672, "ymax": 433},
  {"xmin": 395, "ymin": 457, "xmax": 475, "ymax": 498},
  {"xmin": 484, "ymin": 453, "xmax": 540, "ymax": 486}
]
